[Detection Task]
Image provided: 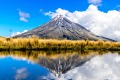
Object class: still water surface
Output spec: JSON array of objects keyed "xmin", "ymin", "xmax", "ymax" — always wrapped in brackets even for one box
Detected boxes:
[{"xmin": 0, "ymin": 51, "xmax": 120, "ymax": 80}]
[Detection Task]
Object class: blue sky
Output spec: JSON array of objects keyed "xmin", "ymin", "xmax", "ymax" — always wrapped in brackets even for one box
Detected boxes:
[{"xmin": 0, "ymin": 0, "xmax": 120, "ymax": 37}]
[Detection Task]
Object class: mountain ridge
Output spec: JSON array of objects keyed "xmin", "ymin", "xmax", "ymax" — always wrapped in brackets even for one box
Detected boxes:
[{"xmin": 14, "ymin": 15, "xmax": 115, "ymax": 41}]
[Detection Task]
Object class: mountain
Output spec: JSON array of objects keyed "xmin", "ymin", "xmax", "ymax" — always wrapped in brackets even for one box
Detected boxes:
[{"xmin": 15, "ymin": 15, "xmax": 115, "ymax": 41}]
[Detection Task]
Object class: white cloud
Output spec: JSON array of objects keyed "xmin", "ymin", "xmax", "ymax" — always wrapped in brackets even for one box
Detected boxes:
[
  {"xmin": 46, "ymin": 53, "xmax": 120, "ymax": 80},
  {"xmin": 45, "ymin": 5, "xmax": 120, "ymax": 41},
  {"xmin": 11, "ymin": 30, "xmax": 28, "ymax": 36},
  {"xmin": 20, "ymin": 17, "xmax": 28, "ymax": 22},
  {"xmin": 88, "ymin": 0, "xmax": 102, "ymax": 5},
  {"xmin": 45, "ymin": 8, "xmax": 69, "ymax": 18},
  {"xmin": 19, "ymin": 10, "xmax": 30, "ymax": 22},
  {"xmin": 40, "ymin": 9, "xmax": 43, "ymax": 12}
]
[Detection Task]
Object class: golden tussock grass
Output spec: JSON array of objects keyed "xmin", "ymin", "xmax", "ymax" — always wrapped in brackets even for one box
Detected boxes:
[{"xmin": 0, "ymin": 36, "xmax": 120, "ymax": 51}]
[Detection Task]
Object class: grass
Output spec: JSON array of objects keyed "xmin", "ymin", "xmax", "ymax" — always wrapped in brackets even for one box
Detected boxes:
[{"xmin": 0, "ymin": 36, "xmax": 120, "ymax": 51}]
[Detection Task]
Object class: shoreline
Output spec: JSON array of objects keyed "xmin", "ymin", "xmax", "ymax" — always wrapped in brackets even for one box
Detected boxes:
[{"xmin": 0, "ymin": 37, "xmax": 120, "ymax": 51}]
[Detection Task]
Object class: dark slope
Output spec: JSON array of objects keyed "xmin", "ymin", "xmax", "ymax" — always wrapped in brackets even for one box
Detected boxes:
[{"xmin": 15, "ymin": 15, "xmax": 114, "ymax": 41}]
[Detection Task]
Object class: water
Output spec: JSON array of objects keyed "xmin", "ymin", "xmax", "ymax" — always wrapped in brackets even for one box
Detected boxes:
[{"xmin": 0, "ymin": 51, "xmax": 120, "ymax": 80}]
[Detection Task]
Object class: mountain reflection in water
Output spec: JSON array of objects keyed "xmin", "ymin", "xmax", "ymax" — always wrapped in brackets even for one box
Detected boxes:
[
  {"xmin": 38, "ymin": 52, "xmax": 96, "ymax": 77},
  {"xmin": 0, "ymin": 50, "xmax": 119, "ymax": 80}
]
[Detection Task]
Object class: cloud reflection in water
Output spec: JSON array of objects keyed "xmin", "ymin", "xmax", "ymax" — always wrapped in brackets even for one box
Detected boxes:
[
  {"xmin": 48, "ymin": 53, "xmax": 120, "ymax": 80},
  {"xmin": 14, "ymin": 67, "xmax": 28, "ymax": 80}
]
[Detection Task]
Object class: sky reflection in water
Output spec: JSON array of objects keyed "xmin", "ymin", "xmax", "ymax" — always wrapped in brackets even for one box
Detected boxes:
[
  {"xmin": 0, "ymin": 56, "xmax": 49, "ymax": 80},
  {"xmin": 0, "ymin": 51, "xmax": 120, "ymax": 80}
]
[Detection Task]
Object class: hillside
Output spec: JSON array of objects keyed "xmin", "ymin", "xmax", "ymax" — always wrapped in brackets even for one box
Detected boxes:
[{"xmin": 14, "ymin": 15, "xmax": 114, "ymax": 41}]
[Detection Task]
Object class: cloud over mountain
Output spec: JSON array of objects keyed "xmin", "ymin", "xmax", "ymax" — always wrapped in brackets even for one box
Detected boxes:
[
  {"xmin": 45, "ymin": 5, "xmax": 120, "ymax": 41},
  {"xmin": 11, "ymin": 30, "xmax": 28, "ymax": 36}
]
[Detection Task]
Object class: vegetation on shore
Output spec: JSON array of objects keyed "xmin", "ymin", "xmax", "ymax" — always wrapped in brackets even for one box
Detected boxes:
[{"xmin": 0, "ymin": 37, "xmax": 120, "ymax": 51}]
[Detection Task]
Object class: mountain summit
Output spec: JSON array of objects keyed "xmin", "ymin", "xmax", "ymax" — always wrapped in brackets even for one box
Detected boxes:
[{"xmin": 15, "ymin": 15, "xmax": 114, "ymax": 41}]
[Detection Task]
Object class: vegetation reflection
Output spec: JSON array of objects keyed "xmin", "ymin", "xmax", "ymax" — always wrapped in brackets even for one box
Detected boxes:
[{"xmin": 1, "ymin": 50, "xmax": 118, "ymax": 77}]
